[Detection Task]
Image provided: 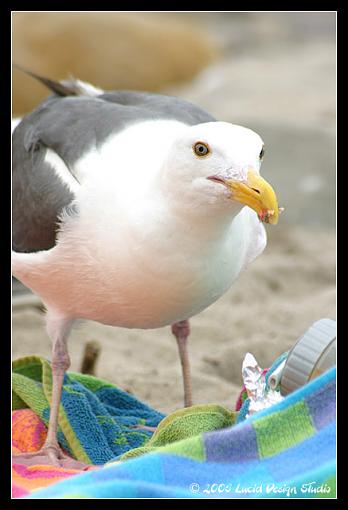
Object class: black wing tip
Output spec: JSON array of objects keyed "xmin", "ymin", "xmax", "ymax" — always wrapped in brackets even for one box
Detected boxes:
[{"xmin": 13, "ymin": 63, "xmax": 79, "ymax": 97}]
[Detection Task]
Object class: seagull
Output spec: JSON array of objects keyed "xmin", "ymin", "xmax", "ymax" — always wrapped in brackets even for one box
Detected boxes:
[{"xmin": 12, "ymin": 69, "xmax": 281, "ymax": 467}]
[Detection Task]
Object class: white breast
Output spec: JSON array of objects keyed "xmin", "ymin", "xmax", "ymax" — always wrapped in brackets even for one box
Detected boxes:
[{"xmin": 38, "ymin": 201, "xmax": 248, "ymax": 328}]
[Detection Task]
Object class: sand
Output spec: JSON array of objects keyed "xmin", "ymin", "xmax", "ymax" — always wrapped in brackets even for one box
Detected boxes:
[{"xmin": 12, "ymin": 13, "xmax": 336, "ymax": 415}]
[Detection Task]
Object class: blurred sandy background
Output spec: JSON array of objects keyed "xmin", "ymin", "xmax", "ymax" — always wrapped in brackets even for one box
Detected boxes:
[{"xmin": 12, "ymin": 12, "xmax": 336, "ymax": 413}]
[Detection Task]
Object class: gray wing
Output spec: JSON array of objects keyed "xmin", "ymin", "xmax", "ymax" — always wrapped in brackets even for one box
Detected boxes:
[
  {"xmin": 12, "ymin": 88, "xmax": 216, "ymax": 253},
  {"xmin": 12, "ymin": 112, "xmax": 76, "ymax": 253}
]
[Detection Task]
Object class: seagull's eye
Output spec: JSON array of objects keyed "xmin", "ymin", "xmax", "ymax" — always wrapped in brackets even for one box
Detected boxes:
[
  {"xmin": 193, "ymin": 142, "xmax": 210, "ymax": 157},
  {"xmin": 259, "ymin": 147, "xmax": 265, "ymax": 160}
]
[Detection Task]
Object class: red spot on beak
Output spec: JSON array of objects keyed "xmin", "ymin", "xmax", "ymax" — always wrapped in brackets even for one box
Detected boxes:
[{"xmin": 258, "ymin": 210, "xmax": 268, "ymax": 222}]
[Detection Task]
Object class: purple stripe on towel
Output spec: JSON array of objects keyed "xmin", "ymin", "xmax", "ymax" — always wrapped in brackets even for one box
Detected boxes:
[{"xmin": 204, "ymin": 422, "xmax": 259, "ymax": 463}]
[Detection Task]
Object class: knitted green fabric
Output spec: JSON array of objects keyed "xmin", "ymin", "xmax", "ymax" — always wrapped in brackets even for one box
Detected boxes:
[{"xmin": 119, "ymin": 405, "xmax": 237, "ymax": 461}]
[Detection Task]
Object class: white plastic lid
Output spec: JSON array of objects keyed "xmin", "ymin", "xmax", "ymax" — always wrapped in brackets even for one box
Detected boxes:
[{"xmin": 280, "ymin": 318, "xmax": 336, "ymax": 396}]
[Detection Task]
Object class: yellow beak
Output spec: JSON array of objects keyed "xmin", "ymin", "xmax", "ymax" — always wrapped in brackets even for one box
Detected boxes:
[{"xmin": 225, "ymin": 168, "xmax": 280, "ymax": 225}]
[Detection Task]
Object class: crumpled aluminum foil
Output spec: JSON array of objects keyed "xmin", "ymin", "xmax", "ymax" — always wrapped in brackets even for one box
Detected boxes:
[{"xmin": 242, "ymin": 352, "xmax": 283, "ymax": 417}]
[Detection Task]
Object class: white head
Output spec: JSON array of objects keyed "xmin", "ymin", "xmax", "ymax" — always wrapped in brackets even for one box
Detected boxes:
[{"xmin": 160, "ymin": 121, "xmax": 280, "ymax": 225}]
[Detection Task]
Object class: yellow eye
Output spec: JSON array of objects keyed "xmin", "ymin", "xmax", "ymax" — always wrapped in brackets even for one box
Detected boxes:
[
  {"xmin": 193, "ymin": 142, "xmax": 210, "ymax": 157},
  {"xmin": 259, "ymin": 147, "xmax": 265, "ymax": 160}
]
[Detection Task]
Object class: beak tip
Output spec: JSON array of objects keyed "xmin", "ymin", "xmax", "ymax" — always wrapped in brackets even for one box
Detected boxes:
[{"xmin": 258, "ymin": 208, "xmax": 281, "ymax": 225}]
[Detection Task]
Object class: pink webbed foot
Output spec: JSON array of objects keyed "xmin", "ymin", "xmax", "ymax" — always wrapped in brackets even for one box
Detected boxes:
[{"xmin": 12, "ymin": 443, "xmax": 91, "ymax": 470}]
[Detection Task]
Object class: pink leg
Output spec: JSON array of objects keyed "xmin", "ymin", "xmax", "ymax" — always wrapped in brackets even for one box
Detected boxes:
[
  {"xmin": 171, "ymin": 319, "xmax": 193, "ymax": 408},
  {"xmin": 13, "ymin": 316, "xmax": 88, "ymax": 469},
  {"xmin": 42, "ymin": 327, "xmax": 71, "ymax": 462}
]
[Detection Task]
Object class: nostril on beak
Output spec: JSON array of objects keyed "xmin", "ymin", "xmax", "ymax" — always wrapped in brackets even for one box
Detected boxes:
[{"xmin": 251, "ymin": 188, "xmax": 261, "ymax": 194}]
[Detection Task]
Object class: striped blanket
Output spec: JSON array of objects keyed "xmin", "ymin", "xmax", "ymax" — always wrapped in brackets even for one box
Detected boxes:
[{"xmin": 12, "ymin": 356, "xmax": 336, "ymax": 498}]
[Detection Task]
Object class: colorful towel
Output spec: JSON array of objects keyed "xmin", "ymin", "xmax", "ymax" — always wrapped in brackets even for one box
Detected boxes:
[
  {"xmin": 12, "ymin": 356, "xmax": 165, "ymax": 464},
  {"xmin": 12, "ymin": 408, "xmax": 98, "ymax": 497},
  {"xmin": 12, "ymin": 403, "xmax": 236, "ymax": 497},
  {"xmin": 12, "ymin": 356, "xmax": 236, "ymax": 496},
  {"xmin": 13, "ymin": 355, "xmax": 336, "ymax": 498}
]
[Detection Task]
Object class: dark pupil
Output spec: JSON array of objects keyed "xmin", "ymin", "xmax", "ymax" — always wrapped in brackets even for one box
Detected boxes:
[{"xmin": 196, "ymin": 144, "xmax": 207, "ymax": 154}]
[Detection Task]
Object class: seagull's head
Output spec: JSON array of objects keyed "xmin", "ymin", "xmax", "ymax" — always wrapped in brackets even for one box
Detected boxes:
[{"xmin": 163, "ymin": 121, "xmax": 281, "ymax": 225}]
